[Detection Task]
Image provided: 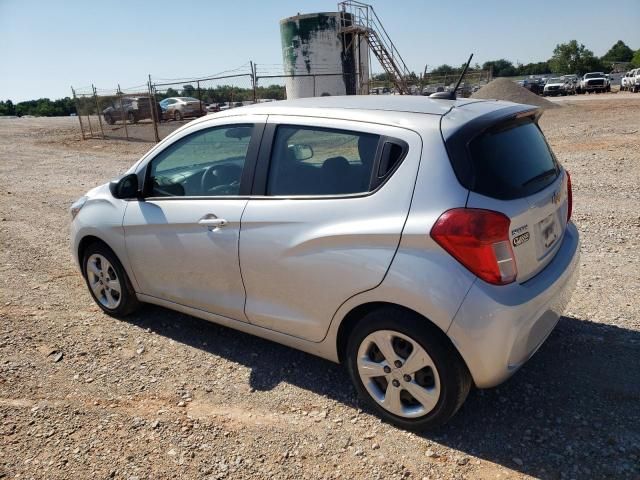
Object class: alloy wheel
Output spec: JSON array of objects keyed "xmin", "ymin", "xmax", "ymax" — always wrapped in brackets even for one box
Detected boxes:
[
  {"xmin": 86, "ymin": 253, "xmax": 122, "ymax": 309},
  {"xmin": 356, "ymin": 330, "xmax": 441, "ymax": 418}
]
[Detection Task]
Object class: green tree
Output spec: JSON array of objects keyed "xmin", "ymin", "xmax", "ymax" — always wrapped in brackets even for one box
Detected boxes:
[
  {"xmin": 549, "ymin": 40, "xmax": 604, "ymax": 75},
  {"xmin": 0, "ymin": 100, "xmax": 16, "ymax": 116},
  {"xmin": 430, "ymin": 64, "xmax": 456, "ymax": 75},
  {"xmin": 601, "ymin": 40, "xmax": 634, "ymax": 63},
  {"xmin": 516, "ymin": 61, "xmax": 551, "ymax": 76},
  {"xmin": 631, "ymin": 50, "xmax": 640, "ymax": 68},
  {"xmin": 181, "ymin": 84, "xmax": 196, "ymax": 97},
  {"xmin": 482, "ymin": 59, "xmax": 516, "ymax": 77}
]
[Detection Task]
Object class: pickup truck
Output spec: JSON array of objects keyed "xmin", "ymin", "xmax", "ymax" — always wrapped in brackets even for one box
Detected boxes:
[{"xmin": 578, "ymin": 72, "xmax": 610, "ymax": 94}]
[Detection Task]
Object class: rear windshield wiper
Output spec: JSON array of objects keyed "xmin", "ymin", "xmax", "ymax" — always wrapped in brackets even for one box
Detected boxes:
[{"xmin": 522, "ymin": 168, "xmax": 557, "ymax": 187}]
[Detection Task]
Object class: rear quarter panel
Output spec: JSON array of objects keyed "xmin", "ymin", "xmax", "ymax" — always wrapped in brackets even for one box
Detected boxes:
[{"xmin": 324, "ymin": 115, "xmax": 476, "ymax": 345}]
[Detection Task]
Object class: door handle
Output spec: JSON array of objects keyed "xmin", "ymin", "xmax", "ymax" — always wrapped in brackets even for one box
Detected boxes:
[{"xmin": 198, "ymin": 216, "xmax": 228, "ymax": 231}]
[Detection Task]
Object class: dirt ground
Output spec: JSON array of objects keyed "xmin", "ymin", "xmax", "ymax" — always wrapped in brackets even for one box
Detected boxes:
[{"xmin": 1, "ymin": 94, "xmax": 639, "ymax": 480}]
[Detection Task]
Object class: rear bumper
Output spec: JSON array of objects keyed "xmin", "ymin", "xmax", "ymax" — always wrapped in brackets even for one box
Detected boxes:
[{"xmin": 447, "ymin": 222, "xmax": 580, "ymax": 388}]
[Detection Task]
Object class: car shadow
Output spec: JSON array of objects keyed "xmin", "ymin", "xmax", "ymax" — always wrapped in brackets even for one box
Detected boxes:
[{"xmin": 123, "ymin": 307, "xmax": 640, "ymax": 479}]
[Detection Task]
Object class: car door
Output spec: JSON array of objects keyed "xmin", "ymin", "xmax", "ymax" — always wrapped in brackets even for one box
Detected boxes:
[
  {"xmin": 239, "ymin": 115, "xmax": 422, "ymax": 342},
  {"xmin": 123, "ymin": 115, "xmax": 266, "ymax": 320}
]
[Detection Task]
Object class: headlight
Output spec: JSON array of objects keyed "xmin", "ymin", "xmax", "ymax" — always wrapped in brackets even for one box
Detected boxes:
[{"xmin": 70, "ymin": 196, "xmax": 88, "ymax": 220}]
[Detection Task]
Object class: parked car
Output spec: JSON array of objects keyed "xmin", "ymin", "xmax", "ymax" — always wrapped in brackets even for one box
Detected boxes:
[
  {"xmin": 422, "ymin": 84, "xmax": 445, "ymax": 96},
  {"xmin": 70, "ymin": 96, "xmax": 579, "ymax": 430},
  {"xmin": 159, "ymin": 97, "xmax": 205, "ymax": 121},
  {"xmin": 579, "ymin": 72, "xmax": 609, "ymax": 94},
  {"xmin": 543, "ymin": 77, "xmax": 568, "ymax": 96},
  {"xmin": 620, "ymin": 71, "xmax": 633, "ymax": 91},
  {"xmin": 561, "ymin": 75, "xmax": 578, "ymax": 95},
  {"xmin": 102, "ymin": 96, "xmax": 155, "ymax": 125},
  {"xmin": 630, "ymin": 68, "xmax": 640, "ymax": 93},
  {"xmin": 521, "ymin": 78, "xmax": 545, "ymax": 96}
]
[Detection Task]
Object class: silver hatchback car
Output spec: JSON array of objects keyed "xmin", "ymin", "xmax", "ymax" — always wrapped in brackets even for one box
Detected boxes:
[{"xmin": 70, "ymin": 96, "xmax": 579, "ymax": 430}]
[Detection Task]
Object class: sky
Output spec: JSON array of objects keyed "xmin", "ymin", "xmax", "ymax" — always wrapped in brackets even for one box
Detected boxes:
[{"xmin": 1, "ymin": 0, "xmax": 639, "ymax": 101}]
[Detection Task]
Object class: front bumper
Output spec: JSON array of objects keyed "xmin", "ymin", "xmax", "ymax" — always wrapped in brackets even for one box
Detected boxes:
[{"xmin": 447, "ymin": 222, "xmax": 580, "ymax": 388}]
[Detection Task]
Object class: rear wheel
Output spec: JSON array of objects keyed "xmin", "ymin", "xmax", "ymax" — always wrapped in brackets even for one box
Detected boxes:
[
  {"xmin": 104, "ymin": 114, "xmax": 114, "ymax": 125},
  {"xmin": 127, "ymin": 111, "xmax": 137, "ymax": 123},
  {"xmin": 345, "ymin": 307, "xmax": 471, "ymax": 430},
  {"xmin": 82, "ymin": 242, "xmax": 140, "ymax": 317}
]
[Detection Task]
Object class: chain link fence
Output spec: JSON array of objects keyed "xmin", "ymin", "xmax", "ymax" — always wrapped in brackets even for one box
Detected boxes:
[
  {"xmin": 370, "ymin": 70, "xmax": 492, "ymax": 97},
  {"xmin": 71, "ymin": 86, "xmax": 104, "ymax": 140},
  {"xmin": 71, "ymin": 65, "xmax": 492, "ymax": 143},
  {"xmin": 255, "ymin": 73, "xmax": 355, "ymax": 101},
  {"xmin": 151, "ymin": 72, "xmax": 255, "ymax": 140}
]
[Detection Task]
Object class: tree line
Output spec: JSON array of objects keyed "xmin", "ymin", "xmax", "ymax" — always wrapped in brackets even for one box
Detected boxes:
[
  {"xmin": 425, "ymin": 39, "xmax": 639, "ymax": 79},
  {"xmin": 0, "ymin": 97, "xmax": 76, "ymax": 117}
]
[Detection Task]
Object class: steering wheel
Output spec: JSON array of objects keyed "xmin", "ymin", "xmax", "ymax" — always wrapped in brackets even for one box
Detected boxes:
[
  {"xmin": 200, "ymin": 165, "xmax": 221, "ymax": 193},
  {"xmin": 200, "ymin": 164, "xmax": 242, "ymax": 195}
]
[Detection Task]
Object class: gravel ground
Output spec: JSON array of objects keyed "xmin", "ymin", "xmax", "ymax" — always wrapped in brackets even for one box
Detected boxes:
[{"xmin": 1, "ymin": 95, "xmax": 639, "ymax": 480}]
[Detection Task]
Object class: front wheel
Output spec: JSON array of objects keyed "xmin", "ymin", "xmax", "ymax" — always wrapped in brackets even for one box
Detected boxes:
[
  {"xmin": 174, "ymin": 110, "xmax": 183, "ymax": 121},
  {"xmin": 82, "ymin": 242, "xmax": 140, "ymax": 317},
  {"xmin": 345, "ymin": 307, "xmax": 471, "ymax": 431}
]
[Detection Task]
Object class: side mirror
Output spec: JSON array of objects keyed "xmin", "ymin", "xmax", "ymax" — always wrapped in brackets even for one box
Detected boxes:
[
  {"xmin": 109, "ymin": 173, "xmax": 139, "ymax": 199},
  {"xmin": 291, "ymin": 144, "xmax": 314, "ymax": 161}
]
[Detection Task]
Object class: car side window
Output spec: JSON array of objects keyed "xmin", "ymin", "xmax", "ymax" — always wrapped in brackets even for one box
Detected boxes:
[
  {"xmin": 148, "ymin": 125, "xmax": 253, "ymax": 197},
  {"xmin": 267, "ymin": 126, "xmax": 380, "ymax": 196}
]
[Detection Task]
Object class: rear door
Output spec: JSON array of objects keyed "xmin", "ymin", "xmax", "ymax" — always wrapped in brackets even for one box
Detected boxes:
[
  {"xmin": 239, "ymin": 115, "xmax": 422, "ymax": 342},
  {"xmin": 463, "ymin": 116, "xmax": 570, "ymax": 282}
]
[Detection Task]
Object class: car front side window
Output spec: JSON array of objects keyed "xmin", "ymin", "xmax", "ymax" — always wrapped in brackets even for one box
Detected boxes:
[{"xmin": 147, "ymin": 125, "xmax": 254, "ymax": 197}]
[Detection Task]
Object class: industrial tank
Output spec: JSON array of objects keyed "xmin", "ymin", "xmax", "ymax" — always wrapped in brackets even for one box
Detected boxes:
[{"xmin": 280, "ymin": 12, "xmax": 369, "ymax": 99}]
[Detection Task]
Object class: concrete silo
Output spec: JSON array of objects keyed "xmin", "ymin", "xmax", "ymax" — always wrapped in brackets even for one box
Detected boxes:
[{"xmin": 280, "ymin": 12, "xmax": 369, "ymax": 99}]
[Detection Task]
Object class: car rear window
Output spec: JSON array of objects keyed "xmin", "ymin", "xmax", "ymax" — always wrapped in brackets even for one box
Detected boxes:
[{"xmin": 468, "ymin": 118, "xmax": 559, "ymax": 199}]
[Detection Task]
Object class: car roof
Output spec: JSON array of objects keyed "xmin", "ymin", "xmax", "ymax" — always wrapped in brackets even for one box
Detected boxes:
[{"xmin": 225, "ymin": 95, "xmax": 488, "ymax": 116}]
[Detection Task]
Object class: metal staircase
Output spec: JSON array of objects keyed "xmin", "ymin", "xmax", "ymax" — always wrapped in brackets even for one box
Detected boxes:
[{"xmin": 338, "ymin": 1, "xmax": 411, "ymax": 94}]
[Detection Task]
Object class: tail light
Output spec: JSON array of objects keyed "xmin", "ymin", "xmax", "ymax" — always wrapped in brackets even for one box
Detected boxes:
[
  {"xmin": 430, "ymin": 208, "xmax": 517, "ymax": 285},
  {"xmin": 566, "ymin": 170, "xmax": 573, "ymax": 223}
]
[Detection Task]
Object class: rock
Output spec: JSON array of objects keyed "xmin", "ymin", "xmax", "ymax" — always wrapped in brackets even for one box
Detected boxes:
[
  {"xmin": 426, "ymin": 449, "xmax": 439, "ymax": 458},
  {"xmin": 52, "ymin": 351, "xmax": 63, "ymax": 363},
  {"xmin": 136, "ymin": 345, "xmax": 145, "ymax": 355}
]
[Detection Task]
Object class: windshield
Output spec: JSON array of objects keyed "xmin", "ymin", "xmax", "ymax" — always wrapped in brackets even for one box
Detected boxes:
[
  {"xmin": 547, "ymin": 78, "xmax": 563, "ymax": 83},
  {"xmin": 584, "ymin": 73, "xmax": 603, "ymax": 79},
  {"xmin": 178, "ymin": 97, "xmax": 200, "ymax": 102}
]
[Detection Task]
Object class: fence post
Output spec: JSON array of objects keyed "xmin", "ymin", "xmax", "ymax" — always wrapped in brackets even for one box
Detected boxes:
[
  {"xmin": 148, "ymin": 75, "xmax": 160, "ymax": 143},
  {"xmin": 250, "ymin": 61, "xmax": 257, "ymax": 103},
  {"xmin": 117, "ymin": 84, "xmax": 129, "ymax": 141},
  {"xmin": 71, "ymin": 86, "xmax": 86, "ymax": 140},
  {"xmin": 86, "ymin": 102, "xmax": 94, "ymax": 138},
  {"xmin": 92, "ymin": 84, "xmax": 105, "ymax": 139},
  {"xmin": 197, "ymin": 80, "xmax": 203, "ymax": 116}
]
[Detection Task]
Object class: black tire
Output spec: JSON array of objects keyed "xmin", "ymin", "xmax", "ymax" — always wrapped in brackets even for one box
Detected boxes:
[
  {"xmin": 104, "ymin": 114, "xmax": 114, "ymax": 125},
  {"xmin": 174, "ymin": 110, "xmax": 183, "ymax": 121},
  {"xmin": 345, "ymin": 306, "xmax": 472, "ymax": 431},
  {"xmin": 127, "ymin": 111, "xmax": 137, "ymax": 124},
  {"xmin": 82, "ymin": 242, "xmax": 141, "ymax": 317}
]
